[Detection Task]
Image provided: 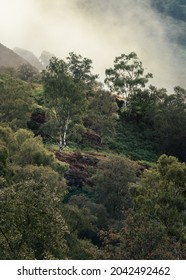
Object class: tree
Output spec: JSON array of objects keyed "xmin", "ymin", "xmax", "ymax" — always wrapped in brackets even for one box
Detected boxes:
[
  {"xmin": 115, "ymin": 212, "xmax": 182, "ymax": 259},
  {"xmin": 0, "ymin": 75, "xmax": 33, "ymax": 128},
  {"xmin": 154, "ymin": 87, "xmax": 186, "ymax": 161},
  {"xmin": 105, "ymin": 52, "xmax": 152, "ymax": 100},
  {"xmin": 0, "ymin": 125, "xmax": 70, "ymax": 260},
  {"xmin": 14, "ymin": 135, "xmax": 53, "ymax": 166},
  {"xmin": 0, "ymin": 165, "xmax": 68, "ymax": 259},
  {"xmin": 17, "ymin": 64, "xmax": 39, "ymax": 81},
  {"xmin": 62, "ymin": 203, "xmax": 101, "ymax": 259},
  {"xmin": 83, "ymin": 89, "xmax": 119, "ymax": 145},
  {"xmin": 100, "ymin": 154, "xmax": 186, "ymax": 260},
  {"xmin": 67, "ymin": 52, "xmax": 98, "ymax": 87},
  {"xmin": 125, "ymin": 85, "xmax": 167, "ymax": 125},
  {"xmin": 0, "ymin": 145, "xmax": 8, "ymax": 176},
  {"xmin": 42, "ymin": 57, "xmax": 86, "ymax": 151},
  {"xmin": 27, "ymin": 107, "xmax": 47, "ymax": 138},
  {"xmin": 93, "ymin": 156, "xmax": 137, "ymax": 219},
  {"xmin": 124, "ymin": 85, "xmax": 186, "ymax": 161},
  {"xmin": 0, "ymin": 125, "xmax": 13, "ymax": 144},
  {"xmin": 127, "ymin": 154, "xmax": 186, "ymax": 258}
]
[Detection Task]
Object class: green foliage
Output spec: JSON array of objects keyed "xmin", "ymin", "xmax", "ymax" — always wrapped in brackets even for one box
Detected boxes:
[
  {"xmin": 0, "ymin": 165, "xmax": 68, "ymax": 259},
  {"xmin": 1, "ymin": 48, "xmax": 186, "ymax": 260},
  {"xmin": 31, "ymin": 85, "xmax": 45, "ymax": 106},
  {"xmin": 42, "ymin": 57, "xmax": 87, "ymax": 147},
  {"xmin": 73, "ymin": 123, "xmax": 87, "ymax": 139},
  {"xmin": 105, "ymin": 52, "xmax": 152, "ymax": 98},
  {"xmin": 116, "ymin": 212, "xmax": 182, "ymax": 259},
  {"xmin": 14, "ymin": 128, "xmax": 34, "ymax": 146},
  {"xmin": 12, "ymin": 129, "xmax": 61, "ymax": 168},
  {"xmin": 27, "ymin": 107, "xmax": 47, "ymax": 138},
  {"xmin": 99, "ymin": 154, "xmax": 186, "ymax": 259},
  {"xmin": 67, "ymin": 52, "xmax": 98, "ymax": 86},
  {"xmin": 17, "ymin": 64, "xmax": 39, "ymax": 82},
  {"xmin": 0, "ymin": 125, "xmax": 67, "ymax": 176},
  {"xmin": 127, "ymin": 155, "xmax": 186, "ymax": 257},
  {"xmin": 126, "ymin": 85, "xmax": 167, "ymax": 125},
  {"xmin": 93, "ymin": 156, "xmax": 137, "ymax": 219},
  {"xmin": 68, "ymin": 195, "xmax": 109, "ymax": 230},
  {"xmin": 51, "ymin": 160, "xmax": 69, "ymax": 176},
  {"xmin": 15, "ymin": 137, "xmax": 53, "ymax": 166},
  {"xmin": 0, "ymin": 75, "xmax": 33, "ymax": 128},
  {"xmin": 108, "ymin": 120, "xmax": 159, "ymax": 162},
  {"xmin": 114, "ymin": 85, "xmax": 186, "ymax": 162},
  {"xmin": 0, "ymin": 124, "xmax": 71, "ymax": 259},
  {"xmin": 83, "ymin": 90, "xmax": 118, "ymax": 145},
  {"xmin": 0, "ymin": 145, "xmax": 8, "ymax": 176},
  {"xmin": 63, "ymin": 204, "xmax": 97, "ymax": 239},
  {"xmin": 154, "ymin": 87, "xmax": 186, "ymax": 161},
  {"xmin": 0, "ymin": 125, "xmax": 14, "ymax": 146}
]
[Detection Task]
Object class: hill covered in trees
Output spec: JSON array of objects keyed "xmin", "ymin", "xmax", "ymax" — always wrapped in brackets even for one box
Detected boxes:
[{"xmin": 0, "ymin": 49, "xmax": 186, "ymax": 260}]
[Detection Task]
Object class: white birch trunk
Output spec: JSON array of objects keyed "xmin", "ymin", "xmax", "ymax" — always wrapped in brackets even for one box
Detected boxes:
[
  {"xmin": 63, "ymin": 112, "xmax": 70, "ymax": 149},
  {"xmin": 59, "ymin": 127, "xmax": 63, "ymax": 153},
  {"xmin": 59, "ymin": 112, "xmax": 70, "ymax": 153}
]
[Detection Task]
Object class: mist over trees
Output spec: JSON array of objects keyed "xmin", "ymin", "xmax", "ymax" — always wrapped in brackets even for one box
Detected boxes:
[{"xmin": 0, "ymin": 49, "xmax": 186, "ymax": 260}]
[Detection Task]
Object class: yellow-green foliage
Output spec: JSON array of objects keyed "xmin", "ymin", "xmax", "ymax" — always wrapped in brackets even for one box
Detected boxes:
[
  {"xmin": 0, "ymin": 125, "xmax": 67, "ymax": 177},
  {"xmin": 0, "ymin": 75, "xmax": 33, "ymax": 128}
]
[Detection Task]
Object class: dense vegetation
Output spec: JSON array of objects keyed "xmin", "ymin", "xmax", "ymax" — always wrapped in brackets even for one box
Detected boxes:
[{"xmin": 0, "ymin": 50, "xmax": 186, "ymax": 259}]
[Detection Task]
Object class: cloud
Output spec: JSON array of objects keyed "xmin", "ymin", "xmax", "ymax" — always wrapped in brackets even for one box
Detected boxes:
[{"xmin": 0, "ymin": 0, "xmax": 185, "ymax": 90}]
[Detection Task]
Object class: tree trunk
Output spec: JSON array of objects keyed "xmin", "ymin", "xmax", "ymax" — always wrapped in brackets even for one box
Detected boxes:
[
  {"xmin": 59, "ymin": 127, "xmax": 63, "ymax": 153},
  {"xmin": 59, "ymin": 112, "xmax": 70, "ymax": 154},
  {"xmin": 63, "ymin": 112, "xmax": 70, "ymax": 149}
]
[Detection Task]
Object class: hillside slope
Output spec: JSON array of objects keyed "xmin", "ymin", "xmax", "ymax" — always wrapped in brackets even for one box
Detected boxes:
[
  {"xmin": 0, "ymin": 43, "xmax": 31, "ymax": 69},
  {"xmin": 14, "ymin": 47, "xmax": 44, "ymax": 70}
]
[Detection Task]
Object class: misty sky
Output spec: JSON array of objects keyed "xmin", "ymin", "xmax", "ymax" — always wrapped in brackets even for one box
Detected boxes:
[{"xmin": 0, "ymin": 0, "xmax": 185, "ymax": 90}]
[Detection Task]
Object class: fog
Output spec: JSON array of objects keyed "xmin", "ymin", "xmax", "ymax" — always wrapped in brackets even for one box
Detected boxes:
[{"xmin": 0, "ymin": 0, "xmax": 185, "ymax": 90}]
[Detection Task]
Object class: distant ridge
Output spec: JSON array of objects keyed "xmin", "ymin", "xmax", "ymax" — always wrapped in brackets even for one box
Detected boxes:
[
  {"xmin": 14, "ymin": 47, "xmax": 44, "ymax": 70},
  {"xmin": 0, "ymin": 42, "xmax": 32, "ymax": 69}
]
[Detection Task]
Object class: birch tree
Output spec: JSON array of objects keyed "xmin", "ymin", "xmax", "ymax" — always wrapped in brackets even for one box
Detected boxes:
[
  {"xmin": 42, "ymin": 57, "xmax": 85, "ymax": 151},
  {"xmin": 105, "ymin": 52, "xmax": 152, "ymax": 100},
  {"xmin": 67, "ymin": 52, "xmax": 98, "ymax": 86}
]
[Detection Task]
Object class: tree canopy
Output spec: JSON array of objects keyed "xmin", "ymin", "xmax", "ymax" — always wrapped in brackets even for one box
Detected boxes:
[
  {"xmin": 105, "ymin": 52, "xmax": 152, "ymax": 99},
  {"xmin": 0, "ymin": 49, "xmax": 186, "ymax": 260}
]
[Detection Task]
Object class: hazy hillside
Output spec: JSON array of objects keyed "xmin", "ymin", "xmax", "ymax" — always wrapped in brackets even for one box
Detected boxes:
[
  {"xmin": 0, "ymin": 43, "xmax": 30, "ymax": 69},
  {"xmin": 1, "ymin": 0, "xmax": 185, "ymax": 89},
  {"xmin": 0, "ymin": 0, "xmax": 186, "ymax": 262},
  {"xmin": 14, "ymin": 47, "xmax": 44, "ymax": 70},
  {"xmin": 0, "ymin": 51, "xmax": 186, "ymax": 260}
]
